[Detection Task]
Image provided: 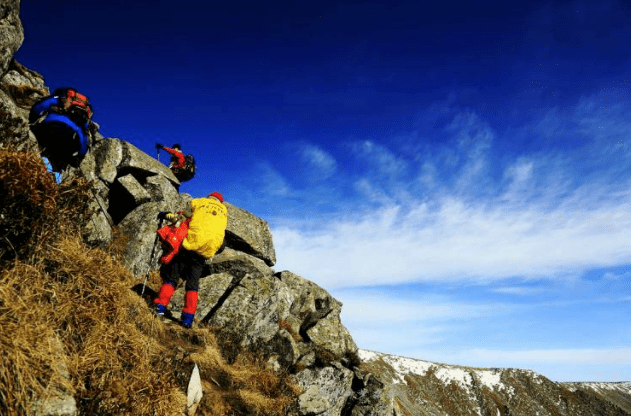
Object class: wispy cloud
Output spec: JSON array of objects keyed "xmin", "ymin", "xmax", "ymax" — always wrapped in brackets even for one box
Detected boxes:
[
  {"xmin": 274, "ymin": 188, "xmax": 631, "ymax": 288},
  {"xmin": 352, "ymin": 140, "xmax": 408, "ymax": 177},
  {"xmin": 462, "ymin": 348, "xmax": 631, "ymax": 365},
  {"xmin": 334, "ymin": 289, "xmax": 512, "ymax": 351},
  {"xmin": 250, "ymin": 162, "xmax": 292, "ymax": 198},
  {"xmin": 273, "ymin": 96, "xmax": 631, "ymax": 289},
  {"xmin": 493, "ymin": 286, "xmax": 546, "ymax": 296},
  {"xmin": 298, "ymin": 143, "xmax": 337, "ymax": 179},
  {"xmin": 337, "ymin": 292, "xmax": 504, "ymax": 326}
]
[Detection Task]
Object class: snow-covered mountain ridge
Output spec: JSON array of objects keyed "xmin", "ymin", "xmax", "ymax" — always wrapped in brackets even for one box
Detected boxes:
[{"xmin": 358, "ymin": 349, "xmax": 631, "ymax": 416}]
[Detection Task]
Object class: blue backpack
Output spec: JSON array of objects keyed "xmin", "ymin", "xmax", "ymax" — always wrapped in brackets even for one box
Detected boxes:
[{"xmin": 29, "ymin": 88, "xmax": 93, "ymax": 171}]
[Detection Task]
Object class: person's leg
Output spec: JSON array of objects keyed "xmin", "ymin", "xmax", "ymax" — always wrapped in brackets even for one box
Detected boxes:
[
  {"xmin": 153, "ymin": 260, "xmax": 181, "ymax": 314},
  {"xmin": 179, "ymin": 250, "xmax": 205, "ymax": 328}
]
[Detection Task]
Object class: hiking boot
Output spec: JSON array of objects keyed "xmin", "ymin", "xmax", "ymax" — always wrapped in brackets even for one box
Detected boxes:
[
  {"xmin": 180, "ymin": 312, "xmax": 194, "ymax": 329},
  {"xmin": 154, "ymin": 304, "xmax": 167, "ymax": 316}
]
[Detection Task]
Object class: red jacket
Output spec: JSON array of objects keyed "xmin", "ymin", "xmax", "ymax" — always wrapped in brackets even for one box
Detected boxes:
[
  {"xmin": 163, "ymin": 146, "xmax": 186, "ymax": 169},
  {"xmin": 157, "ymin": 218, "xmax": 191, "ymax": 264}
]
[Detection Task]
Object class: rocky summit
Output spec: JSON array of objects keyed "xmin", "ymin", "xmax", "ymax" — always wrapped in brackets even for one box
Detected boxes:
[{"xmin": 1, "ymin": 1, "xmax": 630, "ymax": 415}]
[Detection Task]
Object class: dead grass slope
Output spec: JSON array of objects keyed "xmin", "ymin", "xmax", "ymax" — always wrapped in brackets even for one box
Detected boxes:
[{"xmin": 0, "ymin": 150, "xmax": 300, "ymax": 416}]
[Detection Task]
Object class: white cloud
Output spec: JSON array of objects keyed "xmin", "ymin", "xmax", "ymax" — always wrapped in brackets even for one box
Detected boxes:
[
  {"xmin": 353, "ymin": 140, "xmax": 407, "ymax": 177},
  {"xmin": 270, "ymin": 102, "xmax": 631, "ymax": 290},
  {"xmin": 463, "ymin": 348, "xmax": 631, "ymax": 365},
  {"xmin": 602, "ymin": 271, "xmax": 631, "ymax": 280},
  {"xmin": 273, "ymin": 176, "xmax": 631, "ymax": 289},
  {"xmin": 273, "ymin": 148, "xmax": 631, "ymax": 287},
  {"xmin": 337, "ymin": 293, "xmax": 502, "ymax": 326},
  {"xmin": 255, "ymin": 162, "xmax": 291, "ymax": 196},
  {"xmin": 298, "ymin": 143, "xmax": 337, "ymax": 179},
  {"xmin": 333, "ymin": 290, "xmax": 510, "ymax": 351},
  {"xmin": 493, "ymin": 286, "xmax": 546, "ymax": 295},
  {"xmin": 501, "ymin": 159, "xmax": 534, "ymax": 199}
]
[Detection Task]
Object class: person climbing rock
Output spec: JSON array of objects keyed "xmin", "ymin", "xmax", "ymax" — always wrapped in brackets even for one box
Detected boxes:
[
  {"xmin": 153, "ymin": 191, "xmax": 228, "ymax": 328},
  {"xmin": 156, "ymin": 143, "xmax": 185, "ymax": 169},
  {"xmin": 156, "ymin": 143, "xmax": 196, "ymax": 182},
  {"xmin": 30, "ymin": 87, "xmax": 98, "ymax": 174}
]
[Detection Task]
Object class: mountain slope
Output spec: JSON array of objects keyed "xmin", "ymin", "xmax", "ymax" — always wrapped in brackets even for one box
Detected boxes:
[{"xmin": 358, "ymin": 349, "xmax": 631, "ymax": 416}]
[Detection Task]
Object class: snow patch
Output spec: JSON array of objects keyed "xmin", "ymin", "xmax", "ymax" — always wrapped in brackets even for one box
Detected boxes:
[
  {"xmin": 566, "ymin": 381, "xmax": 631, "ymax": 395},
  {"xmin": 359, "ymin": 349, "xmax": 433, "ymax": 384},
  {"xmin": 358, "ymin": 350, "xmax": 380, "ymax": 362},
  {"xmin": 477, "ymin": 370, "xmax": 502, "ymax": 389},
  {"xmin": 435, "ymin": 367, "xmax": 474, "ymax": 393}
]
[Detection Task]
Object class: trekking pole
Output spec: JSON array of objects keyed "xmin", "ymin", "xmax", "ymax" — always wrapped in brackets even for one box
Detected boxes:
[{"xmin": 141, "ymin": 218, "xmax": 164, "ymax": 296}]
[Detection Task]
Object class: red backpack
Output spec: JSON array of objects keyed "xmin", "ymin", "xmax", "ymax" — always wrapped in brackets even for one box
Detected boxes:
[
  {"xmin": 157, "ymin": 218, "xmax": 191, "ymax": 264},
  {"xmin": 53, "ymin": 88, "xmax": 93, "ymax": 121}
]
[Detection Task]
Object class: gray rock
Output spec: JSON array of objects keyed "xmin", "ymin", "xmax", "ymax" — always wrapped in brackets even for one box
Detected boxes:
[
  {"xmin": 199, "ymin": 249, "xmax": 291, "ymax": 348},
  {"xmin": 170, "ymin": 248, "xmax": 274, "ymax": 318},
  {"xmin": 117, "ymin": 174, "xmax": 152, "ymax": 206},
  {"xmin": 0, "ymin": 59, "xmax": 49, "ymax": 112},
  {"xmin": 83, "ymin": 209, "xmax": 113, "ymax": 248},
  {"xmin": 0, "ymin": 59, "xmax": 48, "ymax": 153},
  {"xmin": 0, "ymin": 0, "xmax": 23, "ymax": 78},
  {"xmin": 0, "ymin": 87, "xmax": 33, "ymax": 151},
  {"xmin": 91, "ymin": 138, "xmax": 123, "ymax": 184},
  {"xmin": 146, "ymin": 174, "xmax": 180, "ymax": 203},
  {"xmin": 225, "ymin": 202, "xmax": 276, "ymax": 266},
  {"xmin": 79, "ymin": 148, "xmax": 98, "ymax": 182},
  {"xmin": 293, "ymin": 365, "xmax": 355, "ymax": 416},
  {"xmin": 30, "ymin": 336, "xmax": 78, "ymax": 416},
  {"xmin": 82, "ymin": 180, "xmax": 113, "ymax": 247},
  {"xmin": 118, "ymin": 201, "xmax": 170, "ymax": 277},
  {"xmin": 344, "ymin": 370, "xmax": 392, "ymax": 416},
  {"xmin": 298, "ymin": 386, "xmax": 329, "ymax": 415},
  {"xmin": 277, "ymin": 271, "xmax": 358, "ymax": 363},
  {"xmin": 169, "ymin": 271, "xmax": 233, "ymax": 322},
  {"xmin": 31, "ymin": 395, "xmax": 78, "ymax": 416},
  {"xmin": 119, "ymin": 140, "xmax": 180, "ymax": 186},
  {"xmin": 206, "ymin": 246, "xmax": 273, "ymax": 278}
]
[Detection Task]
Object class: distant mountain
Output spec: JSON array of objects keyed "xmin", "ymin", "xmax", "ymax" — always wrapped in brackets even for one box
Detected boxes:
[{"xmin": 358, "ymin": 349, "xmax": 631, "ymax": 415}]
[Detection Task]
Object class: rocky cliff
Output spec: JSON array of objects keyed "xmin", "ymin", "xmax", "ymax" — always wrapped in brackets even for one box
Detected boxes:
[{"xmin": 1, "ymin": 2, "xmax": 630, "ymax": 415}]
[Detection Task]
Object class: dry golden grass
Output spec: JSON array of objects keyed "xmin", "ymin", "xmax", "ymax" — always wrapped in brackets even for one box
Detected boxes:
[
  {"xmin": 0, "ymin": 150, "xmax": 300, "ymax": 415},
  {"xmin": 0, "ymin": 150, "xmax": 93, "ymax": 264}
]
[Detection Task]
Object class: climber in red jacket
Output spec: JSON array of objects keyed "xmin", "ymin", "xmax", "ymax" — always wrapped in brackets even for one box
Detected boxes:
[{"xmin": 156, "ymin": 143, "xmax": 185, "ymax": 170}]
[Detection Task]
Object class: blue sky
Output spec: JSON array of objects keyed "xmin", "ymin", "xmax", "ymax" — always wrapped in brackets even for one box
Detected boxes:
[{"xmin": 16, "ymin": 1, "xmax": 631, "ymax": 382}]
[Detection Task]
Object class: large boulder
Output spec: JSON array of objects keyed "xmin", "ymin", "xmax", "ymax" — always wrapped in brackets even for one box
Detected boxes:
[
  {"xmin": 167, "ymin": 251, "xmax": 360, "ymax": 379},
  {"xmin": 0, "ymin": 59, "xmax": 49, "ymax": 112},
  {"xmin": 277, "ymin": 271, "xmax": 358, "ymax": 364},
  {"xmin": 118, "ymin": 201, "xmax": 171, "ymax": 277},
  {"xmin": 117, "ymin": 174, "xmax": 152, "ymax": 206},
  {"xmin": 293, "ymin": 364, "xmax": 355, "ymax": 416},
  {"xmin": 0, "ymin": 87, "xmax": 33, "ymax": 150},
  {"xmin": 0, "ymin": 0, "xmax": 23, "ymax": 78},
  {"xmin": 90, "ymin": 138, "xmax": 124, "ymax": 184},
  {"xmin": 76, "ymin": 137, "xmax": 185, "ymax": 251},
  {"xmin": 118, "ymin": 141, "xmax": 180, "ymax": 186},
  {"xmin": 225, "ymin": 202, "xmax": 276, "ymax": 266},
  {"xmin": 0, "ymin": 60, "xmax": 47, "ymax": 153}
]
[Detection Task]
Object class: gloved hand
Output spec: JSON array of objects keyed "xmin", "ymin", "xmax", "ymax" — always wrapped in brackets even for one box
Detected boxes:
[
  {"xmin": 157, "ymin": 211, "xmax": 170, "ymax": 221},
  {"xmin": 156, "ymin": 143, "xmax": 164, "ymax": 150}
]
